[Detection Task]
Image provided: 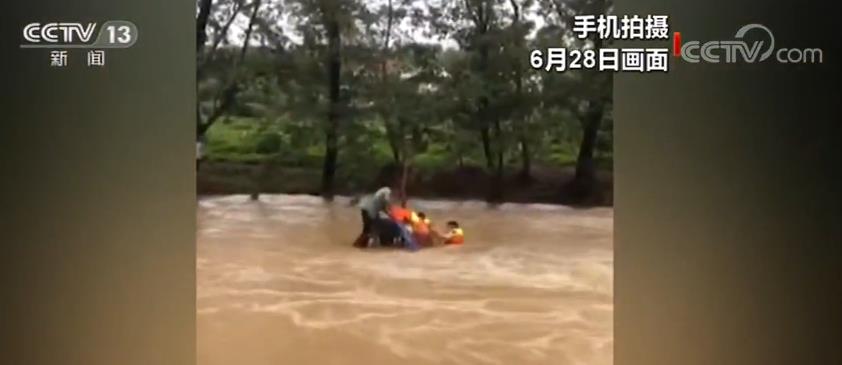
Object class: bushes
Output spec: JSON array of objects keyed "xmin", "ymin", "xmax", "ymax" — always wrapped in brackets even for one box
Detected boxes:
[
  {"xmin": 255, "ymin": 132, "xmax": 282, "ymax": 154},
  {"xmin": 203, "ymin": 116, "xmax": 608, "ymax": 185}
]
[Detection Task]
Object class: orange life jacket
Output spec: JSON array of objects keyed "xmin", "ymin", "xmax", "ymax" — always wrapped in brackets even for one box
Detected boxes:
[
  {"xmin": 413, "ymin": 219, "xmax": 430, "ymax": 235},
  {"xmin": 389, "ymin": 206, "xmax": 412, "ymax": 222},
  {"xmin": 445, "ymin": 228, "xmax": 464, "ymax": 244},
  {"xmin": 390, "ymin": 206, "xmax": 432, "ymax": 239}
]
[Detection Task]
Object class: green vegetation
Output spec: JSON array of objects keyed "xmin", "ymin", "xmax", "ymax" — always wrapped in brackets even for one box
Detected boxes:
[
  {"xmin": 205, "ymin": 117, "xmax": 600, "ymax": 168},
  {"xmin": 196, "ymin": 0, "xmax": 614, "ymax": 205}
]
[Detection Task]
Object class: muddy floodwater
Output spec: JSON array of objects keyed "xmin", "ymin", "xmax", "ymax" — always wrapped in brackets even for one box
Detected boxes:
[{"xmin": 197, "ymin": 195, "xmax": 613, "ymax": 365}]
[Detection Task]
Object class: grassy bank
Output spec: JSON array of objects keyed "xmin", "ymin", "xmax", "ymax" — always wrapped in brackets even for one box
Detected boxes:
[{"xmin": 199, "ymin": 118, "xmax": 613, "ymax": 206}]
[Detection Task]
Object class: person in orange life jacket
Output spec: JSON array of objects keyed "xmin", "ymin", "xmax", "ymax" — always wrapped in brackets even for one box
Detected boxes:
[
  {"xmin": 389, "ymin": 205, "xmax": 412, "ymax": 222},
  {"xmin": 443, "ymin": 220, "xmax": 464, "ymax": 245},
  {"xmin": 390, "ymin": 206, "xmax": 431, "ymax": 231},
  {"xmin": 413, "ymin": 212, "xmax": 433, "ymax": 246}
]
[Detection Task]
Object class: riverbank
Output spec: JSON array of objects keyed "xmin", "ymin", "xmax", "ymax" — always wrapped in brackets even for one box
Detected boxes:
[{"xmin": 197, "ymin": 161, "xmax": 613, "ymax": 206}]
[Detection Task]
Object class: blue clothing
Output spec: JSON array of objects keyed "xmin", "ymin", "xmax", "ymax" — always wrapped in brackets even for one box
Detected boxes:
[
  {"xmin": 375, "ymin": 217, "xmax": 419, "ymax": 251},
  {"xmin": 398, "ymin": 224, "xmax": 419, "ymax": 251}
]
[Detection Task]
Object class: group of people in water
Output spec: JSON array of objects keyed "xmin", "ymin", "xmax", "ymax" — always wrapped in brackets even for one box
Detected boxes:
[{"xmin": 353, "ymin": 187, "xmax": 464, "ymax": 250}]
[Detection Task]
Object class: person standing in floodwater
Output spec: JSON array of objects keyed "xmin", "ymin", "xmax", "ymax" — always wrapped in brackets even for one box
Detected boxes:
[{"xmin": 353, "ymin": 187, "xmax": 392, "ymax": 247}]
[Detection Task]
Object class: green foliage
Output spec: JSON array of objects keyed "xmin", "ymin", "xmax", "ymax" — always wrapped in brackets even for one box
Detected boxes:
[
  {"xmin": 198, "ymin": 0, "xmax": 613, "ymax": 187},
  {"xmin": 255, "ymin": 132, "xmax": 283, "ymax": 154}
]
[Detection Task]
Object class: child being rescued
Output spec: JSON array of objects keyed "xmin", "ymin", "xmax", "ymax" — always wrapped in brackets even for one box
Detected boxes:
[
  {"xmin": 441, "ymin": 220, "xmax": 465, "ymax": 245},
  {"xmin": 410, "ymin": 211, "xmax": 433, "ymax": 247}
]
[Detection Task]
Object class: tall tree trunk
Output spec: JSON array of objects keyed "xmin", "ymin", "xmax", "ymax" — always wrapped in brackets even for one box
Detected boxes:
[
  {"xmin": 393, "ymin": 114, "xmax": 411, "ymax": 206},
  {"xmin": 196, "ymin": 0, "xmax": 260, "ymax": 139},
  {"xmin": 572, "ymin": 30, "xmax": 606, "ymax": 197},
  {"xmin": 399, "ymin": 160, "xmax": 409, "ymax": 207},
  {"xmin": 380, "ymin": 0, "xmax": 399, "ymax": 164},
  {"xmin": 196, "ymin": 0, "xmax": 214, "ymax": 139},
  {"xmin": 237, "ymin": 0, "xmax": 260, "ymax": 63},
  {"xmin": 471, "ymin": 2, "xmax": 494, "ymax": 171},
  {"xmin": 196, "ymin": 0, "xmax": 214, "ymax": 53},
  {"xmin": 478, "ymin": 74, "xmax": 492, "ymax": 170},
  {"xmin": 480, "ymin": 125, "xmax": 493, "ymax": 169},
  {"xmin": 490, "ymin": 117, "xmax": 505, "ymax": 201},
  {"xmin": 382, "ymin": 0, "xmax": 393, "ymax": 54},
  {"xmin": 573, "ymin": 100, "xmax": 604, "ymax": 190},
  {"xmin": 411, "ymin": 125, "xmax": 425, "ymax": 153},
  {"xmin": 239, "ymin": 0, "xmax": 266, "ymax": 200},
  {"xmin": 384, "ymin": 119, "xmax": 401, "ymax": 163},
  {"xmin": 249, "ymin": 163, "xmax": 265, "ymax": 201},
  {"xmin": 508, "ymin": 0, "xmax": 531, "ymax": 182},
  {"xmin": 321, "ymin": 15, "xmax": 341, "ymax": 199},
  {"xmin": 203, "ymin": 0, "xmax": 244, "ymax": 68},
  {"xmin": 519, "ymin": 136, "xmax": 531, "ymax": 181}
]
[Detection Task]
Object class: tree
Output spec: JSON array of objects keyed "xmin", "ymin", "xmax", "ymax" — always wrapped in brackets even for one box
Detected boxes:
[
  {"xmin": 285, "ymin": 0, "xmax": 366, "ymax": 198},
  {"xmin": 567, "ymin": 0, "xmax": 613, "ymax": 201},
  {"xmin": 196, "ymin": 0, "xmax": 214, "ymax": 53},
  {"xmin": 538, "ymin": 0, "xmax": 613, "ymax": 202},
  {"xmin": 196, "ymin": 0, "xmax": 614, "ymax": 205},
  {"xmin": 196, "ymin": 0, "xmax": 263, "ymax": 139}
]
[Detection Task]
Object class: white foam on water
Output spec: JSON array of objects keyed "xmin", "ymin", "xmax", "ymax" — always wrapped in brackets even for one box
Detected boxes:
[
  {"xmin": 341, "ymin": 245, "xmax": 613, "ymax": 296},
  {"xmin": 197, "ymin": 195, "xmax": 613, "ymax": 364}
]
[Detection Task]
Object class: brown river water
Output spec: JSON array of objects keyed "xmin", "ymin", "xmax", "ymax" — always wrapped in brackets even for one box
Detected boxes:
[{"xmin": 197, "ymin": 195, "xmax": 613, "ymax": 365}]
